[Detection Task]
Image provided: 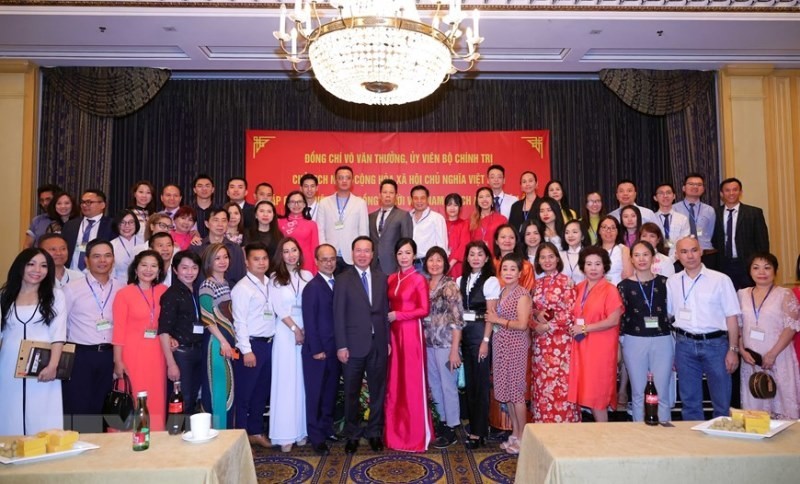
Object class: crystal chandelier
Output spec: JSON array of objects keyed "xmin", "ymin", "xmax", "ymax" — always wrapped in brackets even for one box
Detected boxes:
[{"xmin": 273, "ymin": 0, "xmax": 484, "ymax": 105}]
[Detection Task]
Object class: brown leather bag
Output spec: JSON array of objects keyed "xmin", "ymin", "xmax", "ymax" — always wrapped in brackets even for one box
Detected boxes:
[{"xmin": 748, "ymin": 371, "xmax": 776, "ymax": 399}]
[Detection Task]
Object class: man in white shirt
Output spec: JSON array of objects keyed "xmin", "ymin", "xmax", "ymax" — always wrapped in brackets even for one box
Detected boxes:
[
  {"xmin": 652, "ymin": 182, "xmax": 690, "ymax": 255},
  {"xmin": 409, "ymin": 185, "xmax": 448, "ymax": 272},
  {"xmin": 667, "ymin": 237, "xmax": 740, "ymax": 420},
  {"xmin": 39, "ymin": 233, "xmax": 85, "ymax": 288},
  {"xmin": 231, "ymin": 242, "xmax": 276, "ymax": 448},
  {"xmin": 317, "ymin": 166, "xmax": 369, "ymax": 274},
  {"xmin": 300, "ymin": 173, "xmax": 320, "ymax": 221},
  {"xmin": 62, "ymin": 239, "xmax": 122, "ymax": 432},
  {"xmin": 609, "ymin": 179, "xmax": 658, "ymax": 225},
  {"xmin": 369, "ymin": 179, "xmax": 413, "ymax": 274},
  {"xmin": 673, "ymin": 173, "xmax": 718, "ymax": 269},
  {"xmin": 486, "ymin": 165, "xmax": 518, "ymax": 219}
]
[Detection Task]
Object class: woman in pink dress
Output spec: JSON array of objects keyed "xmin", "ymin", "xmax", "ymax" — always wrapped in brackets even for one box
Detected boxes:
[
  {"xmin": 445, "ymin": 193, "xmax": 470, "ymax": 279},
  {"xmin": 385, "ymin": 237, "xmax": 433, "ymax": 452},
  {"xmin": 737, "ymin": 253, "xmax": 800, "ymax": 419},
  {"xmin": 112, "ymin": 250, "xmax": 168, "ymax": 431},
  {"xmin": 278, "ymin": 190, "xmax": 319, "ymax": 275},
  {"xmin": 530, "ymin": 242, "xmax": 580, "ymax": 423},
  {"xmin": 469, "ymin": 187, "xmax": 507, "ymax": 247}
]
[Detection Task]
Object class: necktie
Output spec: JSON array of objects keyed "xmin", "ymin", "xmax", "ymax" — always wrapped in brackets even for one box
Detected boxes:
[
  {"xmin": 725, "ymin": 208, "xmax": 735, "ymax": 258},
  {"xmin": 328, "ymin": 278, "xmax": 335, "ymax": 289},
  {"xmin": 688, "ymin": 203, "xmax": 697, "ymax": 236},
  {"xmin": 378, "ymin": 210, "xmax": 386, "ymax": 235},
  {"xmin": 361, "ymin": 271, "xmax": 369, "ymax": 298},
  {"xmin": 494, "ymin": 196, "xmax": 501, "ymax": 212},
  {"xmin": 78, "ymin": 219, "xmax": 96, "ymax": 270},
  {"xmin": 661, "ymin": 214, "xmax": 671, "ymax": 239}
]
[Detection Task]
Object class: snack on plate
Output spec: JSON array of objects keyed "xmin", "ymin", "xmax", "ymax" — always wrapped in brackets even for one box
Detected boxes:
[
  {"xmin": 730, "ymin": 408, "xmax": 745, "ymax": 427},
  {"xmin": 743, "ymin": 410, "xmax": 771, "ymax": 434},
  {"xmin": 37, "ymin": 429, "xmax": 80, "ymax": 453},
  {"xmin": 15, "ymin": 436, "xmax": 47, "ymax": 457},
  {"xmin": 0, "ymin": 437, "xmax": 17, "ymax": 458},
  {"xmin": 709, "ymin": 417, "xmax": 745, "ymax": 432}
]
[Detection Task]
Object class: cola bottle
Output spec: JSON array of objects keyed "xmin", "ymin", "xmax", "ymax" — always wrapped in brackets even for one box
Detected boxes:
[
  {"xmin": 168, "ymin": 380, "xmax": 184, "ymax": 435},
  {"xmin": 644, "ymin": 372, "xmax": 659, "ymax": 426}
]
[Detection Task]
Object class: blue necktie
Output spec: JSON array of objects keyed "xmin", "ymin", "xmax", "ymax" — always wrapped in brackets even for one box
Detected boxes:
[
  {"xmin": 725, "ymin": 209, "xmax": 735, "ymax": 258},
  {"xmin": 688, "ymin": 203, "xmax": 697, "ymax": 236},
  {"xmin": 661, "ymin": 214, "xmax": 671, "ymax": 240},
  {"xmin": 361, "ymin": 271, "xmax": 369, "ymax": 295},
  {"xmin": 328, "ymin": 278, "xmax": 335, "ymax": 289},
  {"xmin": 78, "ymin": 219, "xmax": 96, "ymax": 270},
  {"xmin": 494, "ymin": 196, "xmax": 501, "ymax": 212},
  {"xmin": 378, "ymin": 210, "xmax": 386, "ymax": 235}
]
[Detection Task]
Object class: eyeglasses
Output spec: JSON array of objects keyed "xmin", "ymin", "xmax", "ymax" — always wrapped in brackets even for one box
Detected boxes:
[
  {"xmin": 685, "ymin": 182, "xmax": 704, "ymax": 187},
  {"xmin": 80, "ymin": 200, "xmax": 102, "ymax": 205},
  {"xmin": 156, "ymin": 223, "xmax": 174, "ymax": 230},
  {"xmin": 119, "ymin": 220, "xmax": 136, "ymax": 226}
]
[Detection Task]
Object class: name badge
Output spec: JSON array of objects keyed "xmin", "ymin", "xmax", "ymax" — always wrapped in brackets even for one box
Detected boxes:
[
  {"xmin": 334, "ymin": 221, "xmax": 345, "ymax": 230},
  {"xmin": 697, "ymin": 229, "xmax": 703, "ymax": 237},
  {"xmin": 77, "ymin": 243, "xmax": 87, "ymax": 252},
  {"xmin": 463, "ymin": 310, "xmax": 476, "ymax": 322},
  {"xmin": 644, "ymin": 316, "xmax": 659, "ymax": 329},
  {"xmin": 749, "ymin": 328, "xmax": 766, "ymax": 342},
  {"xmin": 678, "ymin": 308, "xmax": 692, "ymax": 323},
  {"xmin": 96, "ymin": 319, "xmax": 112, "ymax": 331},
  {"xmin": 576, "ymin": 318, "xmax": 585, "ymax": 327},
  {"xmin": 144, "ymin": 329, "xmax": 158, "ymax": 339},
  {"xmin": 193, "ymin": 324, "xmax": 204, "ymax": 335},
  {"xmin": 263, "ymin": 310, "xmax": 274, "ymax": 320}
]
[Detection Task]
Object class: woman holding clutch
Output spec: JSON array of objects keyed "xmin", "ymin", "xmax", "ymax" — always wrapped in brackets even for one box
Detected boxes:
[{"xmin": 0, "ymin": 249, "xmax": 66, "ymax": 435}]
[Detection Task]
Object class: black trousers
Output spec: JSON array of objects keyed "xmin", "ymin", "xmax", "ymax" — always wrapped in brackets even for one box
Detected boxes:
[
  {"xmin": 461, "ymin": 322, "xmax": 491, "ymax": 438},
  {"xmin": 341, "ymin": 342, "xmax": 387, "ymax": 440},
  {"xmin": 303, "ymin": 349, "xmax": 340, "ymax": 445},
  {"xmin": 62, "ymin": 346, "xmax": 114, "ymax": 433}
]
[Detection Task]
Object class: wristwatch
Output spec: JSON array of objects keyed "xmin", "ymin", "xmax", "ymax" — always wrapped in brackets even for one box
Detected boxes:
[
  {"xmin": 290, "ymin": 325, "xmax": 298, "ymax": 333},
  {"xmin": 482, "ymin": 336, "xmax": 490, "ymax": 343},
  {"xmin": 729, "ymin": 345, "xmax": 738, "ymax": 353}
]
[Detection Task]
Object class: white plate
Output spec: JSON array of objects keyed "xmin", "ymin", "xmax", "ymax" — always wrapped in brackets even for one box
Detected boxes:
[
  {"xmin": 0, "ymin": 441, "xmax": 100, "ymax": 465},
  {"xmin": 691, "ymin": 416, "xmax": 796, "ymax": 440},
  {"xmin": 181, "ymin": 428, "xmax": 219, "ymax": 444}
]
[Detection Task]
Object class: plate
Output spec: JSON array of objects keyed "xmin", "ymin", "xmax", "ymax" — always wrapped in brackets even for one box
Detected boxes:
[
  {"xmin": 691, "ymin": 416, "xmax": 796, "ymax": 440},
  {"xmin": 0, "ymin": 441, "xmax": 100, "ymax": 465},
  {"xmin": 181, "ymin": 428, "xmax": 219, "ymax": 444}
]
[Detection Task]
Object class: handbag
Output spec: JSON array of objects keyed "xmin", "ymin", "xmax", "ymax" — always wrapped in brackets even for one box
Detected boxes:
[
  {"xmin": 102, "ymin": 373, "xmax": 135, "ymax": 431},
  {"xmin": 749, "ymin": 370, "xmax": 776, "ymax": 399}
]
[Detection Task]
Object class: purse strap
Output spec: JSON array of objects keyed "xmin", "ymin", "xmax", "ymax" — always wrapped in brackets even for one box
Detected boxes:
[{"xmin": 113, "ymin": 372, "xmax": 133, "ymax": 395}]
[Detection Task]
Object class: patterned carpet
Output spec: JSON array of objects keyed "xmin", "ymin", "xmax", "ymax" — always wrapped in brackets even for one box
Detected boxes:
[{"xmin": 251, "ymin": 430, "xmax": 518, "ymax": 484}]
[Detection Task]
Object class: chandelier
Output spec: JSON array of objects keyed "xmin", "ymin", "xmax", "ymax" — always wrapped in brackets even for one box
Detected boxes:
[{"xmin": 273, "ymin": 1, "xmax": 484, "ymax": 105}]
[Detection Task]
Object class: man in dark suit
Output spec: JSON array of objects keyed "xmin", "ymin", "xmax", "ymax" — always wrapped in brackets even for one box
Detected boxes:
[
  {"xmin": 227, "ymin": 176, "xmax": 255, "ymax": 229},
  {"xmin": 301, "ymin": 244, "xmax": 340, "ymax": 455},
  {"xmin": 333, "ymin": 236, "xmax": 390, "ymax": 454},
  {"xmin": 712, "ymin": 177, "xmax": 769, "ymax": 290},
  {"xmin": 369, "ymin": 179, "xmax": 413, "ymax": 274},
  {"xmin": 62, "ymin": 189, "xmax": 115, "ymax": 270}
]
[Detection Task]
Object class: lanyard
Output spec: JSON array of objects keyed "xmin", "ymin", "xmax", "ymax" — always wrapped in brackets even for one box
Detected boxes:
[
  {"xmin": 136, "ymin": 285, "xmax": 156, "ymax": 328},
  {"xmin": 118, "ymin": 235, "xmax": 138, "ymax": 260},
  {"xmin": 682, "ymin": 201, "xmax": 698, "ymax": 223},
  {"xmin": 566, "ymin": 250, "xmax": 579, "ymax": 276},
  {"xmin": 681, "ymin": 274, "xmax": 702, "ymax": 305},
  {"xmin": 246, "ymin": 274, "xmax": 270, "ymax": 302},
  {"xmin": 86, "ymin": 278, "xmax": 113, "ymax": 319},
  {"xmin": 580, "ymin": 282, "xmax": 594, "ymax": 314},
  {"xmin": 190, "ymin": 292, "xmax": 200, "ymax": 321},
  {"xmin": 635, "ymin": 275, "xmax": 655, "ymax": 316},
  {"xmin": 335, "ymin": 195, "xmax": 350, "ymax": 221},
  {"xmin": 750, "ymin": 285, "xmax": 774, "ymax": 325}
]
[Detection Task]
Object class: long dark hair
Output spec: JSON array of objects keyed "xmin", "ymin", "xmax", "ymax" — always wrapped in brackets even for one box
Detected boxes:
[
  {"xmin": 595, "ymin": 215, "xmax": 625, "ymax": 247},
  {"xmin": 46, "ymin": 191, "xmax": 79, "ymax": 227},
  {"xmin": 249, "ymin": 200, "xmax": 283, "ymax": 241},
  {"xmin": 128, "ymin": 180, "xmax": 156, "ymax": 214},
  {"xmin": 283, "ymin": 190, "xmax": 310, "ymax": 220},
  {"xmin": 462, "ymin": 241, "xmax": 496, "ymax": 280},
  {"xmin": 271, "ymin": 237, "xmax": 308, "ymax": 287},
  {"xmin": 544, "ymin": 180, "xmax": 575, "ymax": 222},
  {"xmin": 492, "ymin": 224, "xmax": 523, "ymax": 259},
  {"xmin": 1, "ymin": 249, "xmax": 57, "ymax": 330},
  {"xmin": 127, "ymin": 250, "xmax": 165, "ymax": 285},
  {"xmin": 538, "ymin": 196, "xmax": 566, "ymax": 237}
]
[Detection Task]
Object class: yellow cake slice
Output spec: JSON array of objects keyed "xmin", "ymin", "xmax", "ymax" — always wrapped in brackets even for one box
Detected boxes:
[
  {"xmin": 743, "ymin": 410, "xmax": 771, "ymax": 434},
  {"xmin": 16, "ymin": 436, "xmax": 47, "ymax": 457},
  {"xmin": 730, "ymin": 408, "xmax": 745, "ymax": 427}
]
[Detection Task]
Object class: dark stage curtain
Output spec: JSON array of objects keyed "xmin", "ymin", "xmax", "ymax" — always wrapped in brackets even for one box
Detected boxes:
[{"xmin": 38, "ymin": 76, "xmax": 719, "ymax": 216}]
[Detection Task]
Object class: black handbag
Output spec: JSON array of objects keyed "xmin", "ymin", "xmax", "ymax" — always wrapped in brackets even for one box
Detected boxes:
[{"xmin": 102, "ymin": 374, "xmax": 135, "ymax": 431}]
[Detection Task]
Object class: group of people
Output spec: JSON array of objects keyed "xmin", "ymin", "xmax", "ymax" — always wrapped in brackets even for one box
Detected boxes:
[{"xmin": 1, "ymin": 165, "xmax": 799, "ymax": 458}]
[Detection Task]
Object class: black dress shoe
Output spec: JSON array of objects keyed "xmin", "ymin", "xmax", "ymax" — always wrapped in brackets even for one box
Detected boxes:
[
  {"xmin": 344, "ymin": 439, "xmax": 359, "ymax": 454},
  {"xmin": 313, "ymin": 442, "xmax": 330, "ymax": 455},
  {"xmin": 368, "ymin": 437, "xmax": 384, "ymax": 452},
  {"xmin": 464, "ymin": 436, "xmax": 484, "ymax": 450}
]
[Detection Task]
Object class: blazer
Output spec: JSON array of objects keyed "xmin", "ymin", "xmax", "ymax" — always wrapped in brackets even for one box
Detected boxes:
[
  {"xmin": 301, "ymin": 273, "xmax": 336, "ymax": 357},
  {"xmin": 241, "ymin": 201, "xmax": 255, "ymax": 230},
  {"xmin": 333, "ymin": 266, "xmax": 390, "ymax": 358},
  {"xmin": 712, "ymin": 203, "xmax": 769, "ymax": 261},
  {"xmin": 369, "ymin": 207, "xmax": 413, "ymax": 274},
  {"xmin": 62, "ymin": 215, "xmax": 116, "ymax": 267}
]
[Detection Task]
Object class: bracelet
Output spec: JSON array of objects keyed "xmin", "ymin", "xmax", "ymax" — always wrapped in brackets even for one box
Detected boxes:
[
  {"xmin": 290, "ymin": 325, "xmax": 298, "ymax": 333},
  {"xmin": 582, "ymin": 325, "xmax": 587, "ymax": 335},
  {"xmin": 482, "ymin": 336, "xmax": 490, "ymax": 343}
]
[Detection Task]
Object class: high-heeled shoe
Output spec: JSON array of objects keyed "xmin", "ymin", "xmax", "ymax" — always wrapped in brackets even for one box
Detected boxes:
[
  {"xmin": 505, "ymin": 440, "xmax": 520, "ymax": 455},
  {"xmin": 464, "ymin": 436, "xmax": 484, "ymax": 450},
  {"xmin": 499, "ymin": 435, "xmax": 519, "ymax": 450}
]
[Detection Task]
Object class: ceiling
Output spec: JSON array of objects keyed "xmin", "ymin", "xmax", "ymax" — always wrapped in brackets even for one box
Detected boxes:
[{"xmin": 1, "ymin": 2, "xmax": 799, "ymax": 76}]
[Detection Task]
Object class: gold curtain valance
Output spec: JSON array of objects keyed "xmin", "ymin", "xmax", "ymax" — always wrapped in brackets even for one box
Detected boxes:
[
  {"xmin": 600, "ymin": 69, "xmax": 714, "ymax": 116},
  {"xmin": 45, "ymin": 67, "xmax": 170, "ymax": 117}
]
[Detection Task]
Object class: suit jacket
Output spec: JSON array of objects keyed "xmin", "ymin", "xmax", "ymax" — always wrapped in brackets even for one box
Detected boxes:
[
  {"xmin": 369, "ymin": 207, "xmax": 413, "ymax": 274},
  {"xmin": 241, "ymin": 201, "xmax": 255, "ymax": 230},
  {"xmin": 333, "ymin": 266, "xmax": 389, "ymax": 359},
  {"xmin": 62, "ymin": 216, "xmax": 116, "ymax": 267},
  {"xmin": 302, "ymin": 273, "xmax": 336, "ymax": 357},
  {"xmin": 712, "ymin": 203, "xmax": 769, "ymax": 261}
]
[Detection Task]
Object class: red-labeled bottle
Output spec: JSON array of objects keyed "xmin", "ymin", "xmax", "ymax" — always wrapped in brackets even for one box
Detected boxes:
[
  {"xmin": 168, "ymin": 380, "xmax": 184, "ymax": 435},
  {"xmin": 644, "ymin": 372, "xmax": 659, "ymax": 426},
  {"xmin": 133, "ymin": 391, "xmax": 150, "ymax": 450}
]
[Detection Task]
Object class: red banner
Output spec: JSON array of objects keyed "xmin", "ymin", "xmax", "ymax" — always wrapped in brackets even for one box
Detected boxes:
[{"xmin": 245, "ymin": 130, "xmax": 550, "ymax": 211}]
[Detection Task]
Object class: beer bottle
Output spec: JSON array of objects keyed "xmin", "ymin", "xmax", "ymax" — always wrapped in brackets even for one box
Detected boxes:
[
  {"xmin": 644, "ymin": 372, "xmax": 659, "ymax": 426},
  {"xmin": 133, "ymin": 391, "xmax": 150, "ymax": 451},
  {"xmin": 168, "ymin": 380, "xmax": 184, "ymax": 435}
]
